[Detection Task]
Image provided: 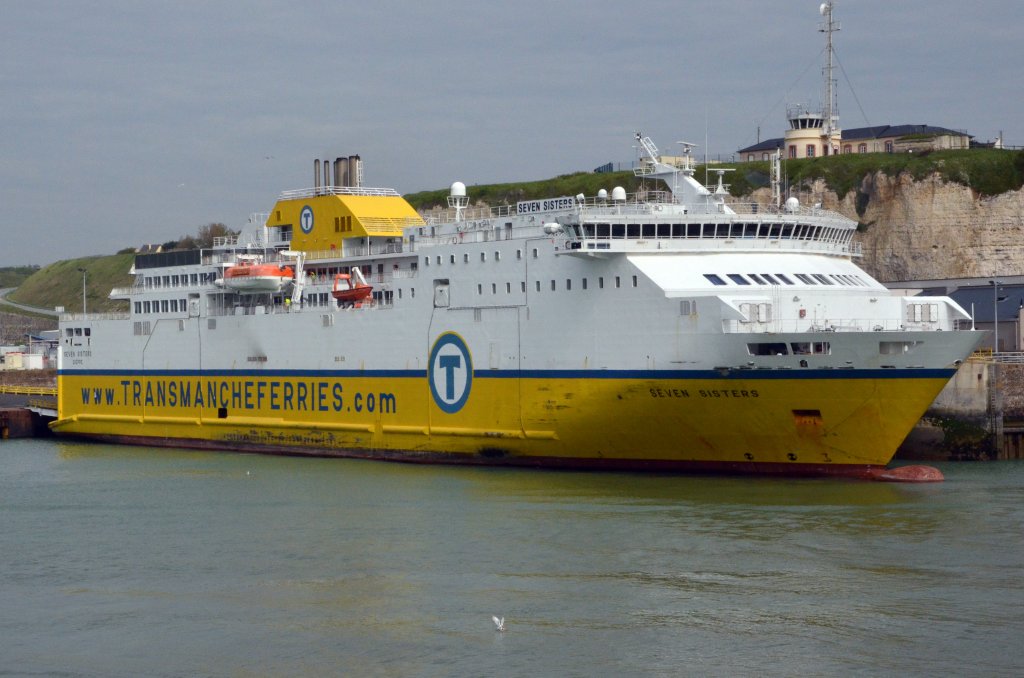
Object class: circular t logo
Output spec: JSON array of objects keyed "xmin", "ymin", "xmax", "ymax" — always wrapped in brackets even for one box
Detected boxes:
[
  {"xmin": 300, "ymin": 205, "xmax": 314, "ymax": 234},
  {"xmin": 429, "ymin": 332, "xmax": 472, "ymax": 413}
]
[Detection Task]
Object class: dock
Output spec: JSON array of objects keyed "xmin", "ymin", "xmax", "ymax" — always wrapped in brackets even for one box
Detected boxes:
[{"xmin": 0, "ymin": 384, "xmax": 56, "ymax": 438}]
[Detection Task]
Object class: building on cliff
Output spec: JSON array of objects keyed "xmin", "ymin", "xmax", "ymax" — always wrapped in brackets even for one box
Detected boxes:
[
  {"xmin": 736, "ymin": 3, "xmax": 973, "ymax": 162},
  {"xmin": 738, "ymin": 125, "xmax": 973, "ymax": 162}
]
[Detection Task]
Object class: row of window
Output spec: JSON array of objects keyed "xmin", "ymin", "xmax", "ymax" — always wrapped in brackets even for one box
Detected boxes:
[
  {"xmin": 704, "ymin": 272, "xmax": 869, "ymax": 287},
  {"xmin": 467, "ymin": 275, "xmax": 641, "ymax": 296},
  {"xmin": 143, "ymin": 272, "xmax": 216, "ymax": 289},
  {"xmin": 752, "ymin": 143, "xmax": 891, "ymax": 161},
  {"xmin": 135, "ymin": 298, "xmax": 189, "ymax": 314},
  {"xmin": 777, "ymin": 142, "xmax": 892, "ymax": 160},
  {"xmin": 580, "ymin": 222, "xmax": 848, "ymax": 242},
  {"xmin": 425, "ymin": 248, "xmax": 536, "ymax": 267}
]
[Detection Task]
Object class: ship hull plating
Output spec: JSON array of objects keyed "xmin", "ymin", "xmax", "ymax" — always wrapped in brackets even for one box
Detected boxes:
[{"xmin": 53, "ymin": 368, "xmax": 956, "ymax": 476}]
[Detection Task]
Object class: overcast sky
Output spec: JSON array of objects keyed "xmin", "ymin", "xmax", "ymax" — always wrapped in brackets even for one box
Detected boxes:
[{"xmin": 1, "ymin": 0, "xmax": 1020, "ymax": 267}]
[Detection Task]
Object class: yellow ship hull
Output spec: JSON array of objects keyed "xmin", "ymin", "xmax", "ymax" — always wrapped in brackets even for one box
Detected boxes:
[{"xmin": 52, "ymin": 368, "xmax": 955, "ymax": 477}]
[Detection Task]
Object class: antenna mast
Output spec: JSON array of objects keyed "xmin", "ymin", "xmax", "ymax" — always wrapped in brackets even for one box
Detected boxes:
[{"xmin": 819, "ymin": 2, "xmax": 841, "ymax": 143}]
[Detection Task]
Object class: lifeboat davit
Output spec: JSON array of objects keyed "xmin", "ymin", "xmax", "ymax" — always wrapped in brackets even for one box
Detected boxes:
[
  {"xmin": 332, "ymin": 272, "xmax": 373, "ymax": 304},
  {"xmin": 222, "ymin": 263, "xmax": 295, "ymax": 293}
]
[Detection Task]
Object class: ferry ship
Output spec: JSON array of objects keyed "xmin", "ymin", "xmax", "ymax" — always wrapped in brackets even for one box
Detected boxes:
[{"xmin": 52, "ymin": 136, "xmax": 982, "ymax": 478}]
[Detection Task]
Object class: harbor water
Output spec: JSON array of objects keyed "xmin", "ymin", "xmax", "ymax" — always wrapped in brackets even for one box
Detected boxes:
[{"xmin": 1, "ymin": 439, "xmax": 1022, "ymax": 676}]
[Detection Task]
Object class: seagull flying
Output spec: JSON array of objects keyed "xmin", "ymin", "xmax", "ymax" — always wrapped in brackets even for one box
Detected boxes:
[{"xmin": 492, "ymin": 616, "xmax": 506, "ymax": 632}]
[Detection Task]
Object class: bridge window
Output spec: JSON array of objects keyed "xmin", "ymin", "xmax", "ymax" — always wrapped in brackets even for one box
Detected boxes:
[
  {"xmin": 748, "ymin": 274, "xmax": 768, "ymax": 285},
  {"xmin": 775, "ymin": 274, "xmax": 795, "ymax": 284},
  {"xmin": 704, "ymin": 274, "xmax": 727, "ymax": 286},
  {"xmin": 727, "ymin": 274, "xmax": 751, "ymax": 285},
  {"xmin": 811, "ymin": 274, "xmax": 833, "ymax": 285},
  {"xmin": 794, "ymin": 274, "xmax": 815, "ymax": 284}
]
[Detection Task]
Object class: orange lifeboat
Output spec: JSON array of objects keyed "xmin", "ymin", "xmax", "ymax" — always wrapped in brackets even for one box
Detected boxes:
[
  {"xmin": 332, "ymin": 272, "xmax": 373, "ymax": 304},
  {"xmin": 223, "ymin": 263, "xmax": 294, "ymax": 293}
]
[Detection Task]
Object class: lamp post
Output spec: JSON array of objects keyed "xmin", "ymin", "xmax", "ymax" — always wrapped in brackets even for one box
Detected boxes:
[
  {"xmin": 988, "ymin": 279, "xmax": 1005, "ymax": 459},
  {"xmin": 77, "ymin": 267, "xmax": 87, "ymax": 315},
  {"xmin": 989, "ymin": 279, "xmax": 1003, "ymax": 352}
]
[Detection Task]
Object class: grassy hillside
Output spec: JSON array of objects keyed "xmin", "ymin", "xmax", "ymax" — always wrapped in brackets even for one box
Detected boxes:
[
  {"xmin": 0, "ymin": 266, "xmax": 41, "ymax": 289},
  {"xmin": 731, "ymin": 148, "xmax": 1024, "ymax": 199},
  {"xmin": 405, "ymin": 149, "xmax": 1024, "ymax": 209},
  {"xmin": 8, "ymin": 254, "xmax": 134, "ymax": 314}
]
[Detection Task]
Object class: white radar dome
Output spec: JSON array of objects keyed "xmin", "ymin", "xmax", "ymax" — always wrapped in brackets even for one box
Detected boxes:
[
  {"xmin": 785, "ymin": 196, "xmax": 800, "ymax": 213},
  {"xmin": 450, "ymin": 181, "xmax": 466, "ymax": 197},
  {"xmin": 611, "ymin": 186, "xmax": 627, "ymax": 201},
  {"xmin": 597, "ymin": 189, "xmax": 608, "ymax": 200}
]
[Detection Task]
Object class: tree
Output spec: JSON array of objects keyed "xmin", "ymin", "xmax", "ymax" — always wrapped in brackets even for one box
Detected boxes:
[{"xmin": 194, "ymin": 223, "xmax": 239, "ymax": 249}]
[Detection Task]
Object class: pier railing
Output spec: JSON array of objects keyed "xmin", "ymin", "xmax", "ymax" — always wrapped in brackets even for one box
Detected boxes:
[
  {"xmin": 722, "ymin": 318, "xmax": 949, "ymax": 334},
  {"xmin": 0, "ymin": 384, "xmax": 57, "ymax": 396}
]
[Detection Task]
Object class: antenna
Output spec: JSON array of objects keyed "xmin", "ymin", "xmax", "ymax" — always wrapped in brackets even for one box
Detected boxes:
[
  {"xmin": 819, "ymin": 1, "xmax": 841, "ymax": 149},
  {"xmin": 770, "ymin": 149, "xmax": 782, "ymax": 209}
]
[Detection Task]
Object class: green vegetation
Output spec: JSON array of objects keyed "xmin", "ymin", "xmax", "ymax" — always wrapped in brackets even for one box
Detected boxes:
[
  {"xmin": 406, "ymin": 149, "xmax": 1024, "ymax": 208},
  {"xmin": 162, "ymin": 222, "xmax": 239, "ymax": 251},
  {"xmin": 923, "ymin": 414, "xmax": 995, "ymax": 461},
  {"xmin": 723, "ymin": 148, "xmax": 1024, "ymax": 199},
  {"xmin": 405, "ymin": 171, "xmax": 645, "ymax": 210},
  {"xmin": 0, "ymin": 266, "xmax": 41, "ymax": 289},
  {"xmin": 8, "ymin": 254, "xmax": 134, "ymax": 314}
]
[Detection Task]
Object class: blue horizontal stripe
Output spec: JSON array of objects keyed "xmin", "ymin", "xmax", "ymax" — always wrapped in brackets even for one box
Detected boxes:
[{"xmin": 59, "ymin": 367, "xmax": 956, "ymax": 380}]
